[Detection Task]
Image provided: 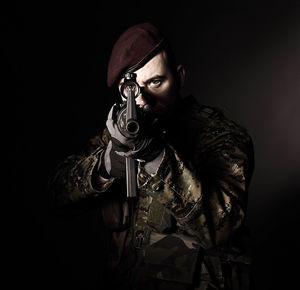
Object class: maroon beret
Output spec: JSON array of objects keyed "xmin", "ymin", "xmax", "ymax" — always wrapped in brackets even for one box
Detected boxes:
[{"xmin": 107, "ymin": 23, "xmax": 165, "ymax": 87}]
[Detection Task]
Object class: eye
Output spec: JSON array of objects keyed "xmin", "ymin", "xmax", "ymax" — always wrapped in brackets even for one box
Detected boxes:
[{"xmin": 148, "ymin": 79, "xmax": 162, "ymax": 88}]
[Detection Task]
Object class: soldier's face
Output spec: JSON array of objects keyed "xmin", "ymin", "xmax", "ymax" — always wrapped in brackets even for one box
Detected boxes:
[{"xmin": 120, "ymin": 51, "xmax": 185, "ymax": 118}]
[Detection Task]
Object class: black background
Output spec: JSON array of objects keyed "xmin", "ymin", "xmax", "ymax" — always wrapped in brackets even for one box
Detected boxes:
[{"xmin": 13, "ymin": 0, "xmax": 300, "ymax": 289}]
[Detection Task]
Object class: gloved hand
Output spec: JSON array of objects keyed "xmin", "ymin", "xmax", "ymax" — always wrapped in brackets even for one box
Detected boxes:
[
  {"xmin": 100, "ymin": 140, "xmax": 126, "ymax": 179},
  {"xmin": 102, "ymin": 103, "xmax": 164, "ymax": 178}
]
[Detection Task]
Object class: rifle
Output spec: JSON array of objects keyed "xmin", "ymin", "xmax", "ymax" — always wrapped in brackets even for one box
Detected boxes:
[{"xmin": 117, "ymin": 72, "xmax": 141, "ymax": 198}]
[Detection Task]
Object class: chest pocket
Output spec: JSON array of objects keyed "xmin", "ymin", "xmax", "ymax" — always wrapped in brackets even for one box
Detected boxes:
[
  {"xmin": 138, "ymin": 197, "xmax": 201, "ymax": 285},
  {"xmin": 147, "ymin": 198, "xmax": 174, "ymax": 233},
  {"xmin": 144, "ymin": 234, "xmax": 200, "ymax": 284}
]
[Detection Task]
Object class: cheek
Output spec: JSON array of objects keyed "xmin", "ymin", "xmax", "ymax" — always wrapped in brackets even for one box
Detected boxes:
[{"xmin": 155, "ymin": 82, "xmax": 176, "ymax": 103}]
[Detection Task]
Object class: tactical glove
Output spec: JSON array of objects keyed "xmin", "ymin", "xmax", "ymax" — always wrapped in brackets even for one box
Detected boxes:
[
  {"xmin": 98, "ymin": 140, "xmax": 126, "ymax": 179},
  {"xmin": 102, "ymin": 104, "xmax": 164, "ymax": 178}
]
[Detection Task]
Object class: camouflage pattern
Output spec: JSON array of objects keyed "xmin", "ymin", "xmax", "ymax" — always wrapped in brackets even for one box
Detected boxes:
[{"xmin": 50, "ymin": 95, "xmax": 254, "ymax": 289}]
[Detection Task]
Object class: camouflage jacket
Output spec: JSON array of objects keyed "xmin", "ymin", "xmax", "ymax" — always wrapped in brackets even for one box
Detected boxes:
[{"xmin": 50, "ymin": 95, "xmax": 254, "ymax": 289}]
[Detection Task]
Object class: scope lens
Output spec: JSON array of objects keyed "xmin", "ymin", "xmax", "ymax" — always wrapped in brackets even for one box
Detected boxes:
[{"xmin": 120, "ymin": 81, "xmax": 140, "ymax": 99}]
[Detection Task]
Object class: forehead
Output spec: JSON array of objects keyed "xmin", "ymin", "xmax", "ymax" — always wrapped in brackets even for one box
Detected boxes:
[{"xmin": 135, "ymin": 51, "xmax": 169, "ymax": 82}]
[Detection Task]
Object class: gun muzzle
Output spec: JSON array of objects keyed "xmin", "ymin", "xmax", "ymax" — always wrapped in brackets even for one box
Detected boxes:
[{"xmin": 126, "ymin": 119, "xmax": 140, "ymax": 135}]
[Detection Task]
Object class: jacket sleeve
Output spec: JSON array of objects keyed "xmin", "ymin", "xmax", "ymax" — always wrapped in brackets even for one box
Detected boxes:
[
  {"xmin": 49, "ymin": 128, "xmax": 115, "ymax": 207},
  {"xmin": 137, "ymin": 127, "xmax": 254, "ymax": 250}
]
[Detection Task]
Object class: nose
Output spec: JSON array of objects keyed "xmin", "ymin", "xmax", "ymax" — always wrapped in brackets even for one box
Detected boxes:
[
  {"xmin": 136, "ymin": 93, "xmax": 147, "ymax": 108},
  {"xmin": 135, "ymin": 86, "xmax": 155, "ymax": 109}
]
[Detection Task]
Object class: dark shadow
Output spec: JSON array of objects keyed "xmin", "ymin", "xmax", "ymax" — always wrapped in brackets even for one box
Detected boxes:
[{"xmin": 249, "ymin": 183, "xmax": 300, "ymax": 290}]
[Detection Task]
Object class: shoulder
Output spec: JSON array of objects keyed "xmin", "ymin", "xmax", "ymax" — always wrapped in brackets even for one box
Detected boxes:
[
  {"xmin": 82, "ymin": 128, "xmax": 110, "ymax": 156},
  {"xmin": 185, "ymin": 96, "xmax": 250, "ymax": 134},
  {"xmin": 182, "ymin": 96, "xmax": 253, "ymax": 151}
]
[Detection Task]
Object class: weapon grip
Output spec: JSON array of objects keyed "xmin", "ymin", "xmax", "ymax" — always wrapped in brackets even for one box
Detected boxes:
[{"xmin": 126, "ymin": 157, "xmax": 137, "ymax": 198}]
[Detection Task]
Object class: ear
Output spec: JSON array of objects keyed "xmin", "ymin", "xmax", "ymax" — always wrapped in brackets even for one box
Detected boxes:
[{"xmin": 176, "ymin": 64, "xmax": 186, "ymax": 89}]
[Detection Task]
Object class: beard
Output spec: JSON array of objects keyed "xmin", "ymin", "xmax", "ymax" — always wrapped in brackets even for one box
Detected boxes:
[{"xmin": 141, "ymin": 97, "xmax": 182, "ymax": 133}]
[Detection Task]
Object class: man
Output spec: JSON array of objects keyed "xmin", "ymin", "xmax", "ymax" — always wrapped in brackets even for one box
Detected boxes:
[{"xmin": 50, "ymin": 23, "xmax": 254, "ymax": 289}]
